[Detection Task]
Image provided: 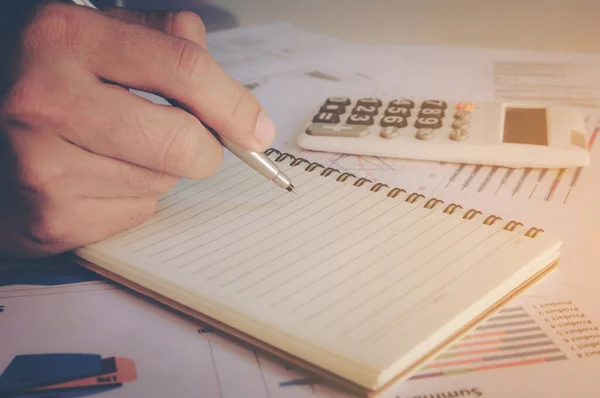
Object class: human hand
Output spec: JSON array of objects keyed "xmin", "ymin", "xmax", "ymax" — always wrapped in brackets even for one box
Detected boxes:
[{"xmin": 0, "ymin": 2, "xmax": 275, "ymax": 258}]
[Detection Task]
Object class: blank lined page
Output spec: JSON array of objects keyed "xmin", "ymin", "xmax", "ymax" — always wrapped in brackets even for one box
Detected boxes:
[{"xmin": 79, "ymin": 154, "xmax": 560, "ymax": 375}]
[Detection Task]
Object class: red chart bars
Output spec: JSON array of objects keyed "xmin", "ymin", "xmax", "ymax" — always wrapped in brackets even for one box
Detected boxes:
[{"xmin": 411, "ymin": 306, "xmax": 567, "ymax": 380}]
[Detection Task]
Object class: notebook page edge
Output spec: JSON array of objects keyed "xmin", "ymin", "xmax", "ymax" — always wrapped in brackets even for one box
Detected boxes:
[
  {"xmin": 71, "ymin": 247, "xmax": 383, "ymax": 389},
  {"xmin": 376, "ymin": 238, "xmax": 561, "ymax": 387}
]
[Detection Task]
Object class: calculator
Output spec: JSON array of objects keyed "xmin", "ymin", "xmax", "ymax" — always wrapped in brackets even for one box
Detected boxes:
[{"xmin": 295, "ymin": 97, "xmax": 589, "ymax": 168}]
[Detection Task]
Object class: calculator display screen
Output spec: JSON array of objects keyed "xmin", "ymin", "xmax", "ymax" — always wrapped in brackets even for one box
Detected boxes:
[{"xmin": 503, "ymin": 108, "xmax": 548, "ymax": 146}]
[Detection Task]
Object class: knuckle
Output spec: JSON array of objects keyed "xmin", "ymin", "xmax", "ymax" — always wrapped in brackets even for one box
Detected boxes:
[
  {"xmin": 119, "ymin": 163, "xmax": 162, "ymax": 194},
  {"xmin": 2, "ymin": 73, "xmax": 41, "ymax": 114},
  {"xmin": 156, "ymin": 174, "xmax": 180, "ymax": 194},
  {"xmin": 23, "ymin": 3, "xmax": 81, "ymax": 53},
  {"xmin": 161, "ymin": 122, "xmax": 199, "ymax": 175},
  {"xmin": 16, "ymin": 154, "xmax": 66, "ymax": 196},
  {"xmin": 191, "ymin": 144, "xmax": 223, "ymax": 180},
  {"xmin": 27, "ymin": 208, "xmax": 68, "ymax": 246},
  {"xmin": 227, "ymin": 86, "xmax": 251, "ymax": 120},
  {"xmin": 203, "ymin": 145, "xmax": 223, "ymax": 178},
  {"xmin": 2, "ymin": 82, "xmax": 33, "ymax": 118},
  {"xmin": 140, "ymin": 197, "xmax": 159, "ymax": 216},
  {"xmin": 169, "ymin": 39, "xmax": 210, "ymax": 86},
  {"xmin": 3, "ymin": 76, "xmax": 60, "ymax": 126}
]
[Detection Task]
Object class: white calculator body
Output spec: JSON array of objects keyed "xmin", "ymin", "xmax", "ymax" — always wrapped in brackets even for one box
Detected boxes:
[{"xmin": 295, "ymin": 97, "xmax": 589, "ymax": 168}]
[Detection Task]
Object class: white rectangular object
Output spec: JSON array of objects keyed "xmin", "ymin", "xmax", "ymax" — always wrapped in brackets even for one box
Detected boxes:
[{"xmin": 296, "ymin": 97, "xmax": 589, "ymax": 168}]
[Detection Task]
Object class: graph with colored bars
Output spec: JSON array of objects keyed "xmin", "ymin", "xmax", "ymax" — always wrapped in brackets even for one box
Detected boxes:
[
  {"xmin": 435, "ymin": 123, "xmax": 599, "ymax": 203},
  {"xmin": 411, "ymin": 300, "xmax": 600, "ymax": 380},
  {"xmin": 293, "ymin": 121, "xmax": 599, "ymax": 226}
]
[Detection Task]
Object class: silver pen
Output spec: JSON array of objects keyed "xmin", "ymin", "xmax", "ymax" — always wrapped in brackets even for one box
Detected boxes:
[{"xmin": 71, "ymin": 0, "xmax": 297, "ymax": 193}]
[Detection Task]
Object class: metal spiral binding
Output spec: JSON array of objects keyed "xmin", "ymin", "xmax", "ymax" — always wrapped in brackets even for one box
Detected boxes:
[
  {"xmin": 462, "ymin": 209, "xmax": 482, "ymax": 220},
  {"xmin": 424, "ymin": 198, "xmax": 444, "ymax": 209},
  {"xmin": 370, "ymin": 183, "xmax": 389, "ymax": 192},
  {"xmin": 525, "ymin": 227, "xmax": 544, "ymax": 238},
  {"xmin": 353, "ymin": 178, "xmax": 372, "ymax": 187},
  {"xmin": 264, "ymin": 149, "xmax": 544, "ymax": 238},
  {"xmin": 387, "ymin": 188, "xmax": 407, "ymax": 198},
  {"xmin": 406, "ymin": 193, "xmax": 425, "ymax": 203},
  {"xmin": 504, "ymin": 221, "xmax": 523, "ymax": 231},
  {"xmin": 336, "ymin": 173, "xmax": 356, "ymax": 182},
  {"xmin": 443, "ymin": 204, "xmax": 463, "ymax": 214},
  {"xmin": 483, "ymin": 215, "xmax": 503, "ymax": 225}
]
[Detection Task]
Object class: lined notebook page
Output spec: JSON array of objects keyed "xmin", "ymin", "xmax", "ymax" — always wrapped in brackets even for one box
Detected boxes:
[{"xmin": 79, "ymin": 153, "xmax": 561, "ymax": 378}]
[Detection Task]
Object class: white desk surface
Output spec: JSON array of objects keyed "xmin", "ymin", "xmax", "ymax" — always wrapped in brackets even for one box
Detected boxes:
[{"xmin": 213, "ymin": 0, "xmax": 600, "ymax": 53}]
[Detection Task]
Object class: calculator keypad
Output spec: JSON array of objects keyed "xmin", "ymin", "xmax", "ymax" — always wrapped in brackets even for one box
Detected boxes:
[
  {"xmin": 352, "ymin": 105, "xmax": 379, "ymax": 116},
  {"xmin": 357, "ymin": 98, "xmax": 383, "ymax": 107},
  {"xmin": 312, "ymin": 112, "xmax": 340, "ymax": 123},
  {"xmin": 307, "ymin": 123, "xmax": 368, "ymax": 137},
  {"xmin": 347, "ymin": 114, "xmax": 375, "ymax": 125},
  {"xmin": 320, "ymin": 103, "xmax": 346, "ymax": 114},
  {"xmin": 389, "ymin": 99, "xmax": 414, "ymax": 109},
  {"xmin": 415, "ymin": 128, "xmax": 435, "ymax": 141},
  {"xmin": 326, "ymin": 97, "xmax": 351, "ymax": 106},
  {"xmin": 305, "ymin": 97, "xmax": 473, "ymax": 142},
  {"xmin": 385, "ymin": 107, "xmax": 411, "ymax": 117},
  {"xmin": 415, "ymin": 117, "xmax": 442, "ymax": 129},
  {"xmin": 380, "ymin": 116, "xmax": 408, "ymax": 128},
  {"xmin": 380, "ymin": 126, "xmax": 402, "ymax": 139},
  {"xmin": 450, "ymin": 127, "xmax": 469, "ymax": 141}
]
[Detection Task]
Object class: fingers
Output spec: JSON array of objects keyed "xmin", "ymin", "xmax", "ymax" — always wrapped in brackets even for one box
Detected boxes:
[
  {"xmin": 61, "ymin": 82, "xmax": 223, "ymax": 180},
  {"xmin": 8, "ymin": 126, "xmax": 180, "ymax": 199},
  {"xmin": 25, "ymin": 196, "xmax": 158, "ymax": 254},
  {"xmin": 67, "ymin": 5, "xmax": 275, "ymax": 152},
  {"xmin": 70, "ymin": 148, "xmax": 181, "ymax": 199},
  {"xmin": 102, "ymin": 8, "xmax": 208, "ymax": 48}
]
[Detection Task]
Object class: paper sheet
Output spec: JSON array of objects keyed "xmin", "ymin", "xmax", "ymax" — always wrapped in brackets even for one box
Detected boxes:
[
  {"xmin": 3, "ymin": 23, "xmax": 600, "ymax": 398},
  {"xmin": 246, "ymin": 30, "xmax": 600, "ymax": 397}
]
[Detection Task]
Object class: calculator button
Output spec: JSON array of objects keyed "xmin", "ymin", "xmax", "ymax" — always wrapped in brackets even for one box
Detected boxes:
[
  {"xmin": 380, "ymin": 115, "xmax": 408, "ymax": 128},
  {"xmin": 421, "ymin": 100, "xmax": 448, "ymax": 110},
  {"xmin": 389, "ymin": 99, "xmax": 415, "ymax": 109},
  {"xmin": 320, "ymin": 103, "xmax": 346, "ymax": 114},
  {"xmin": 456, "ymin": 101, "xmax": 474, "ymax": 111},
  {"xmin": 415, "ymin": 117, "xmax": 442, "ymax": 129},
  {"xmin": 418, "ymin": 108, "xmax": 445, "ymax": 118},
  {"xmin": 449, "ymin": 127, "xmax": 469, "ymax": 141},
  {"xmin": 306, "ymin": 123, "xmax": 368, "ymax": 137},
  {"xmin": 347, "ymin": 114, "xmax": 374, "ymax": 125},
  {"xmin": 357, "ymin": 98, "xmax": 383, "ymax": 107},
  {"xmin": 352, "ymin": 104, "xmax": 379, "ymax": 116},
  {"xmin": 380, "ymin": 126, "xmax": 402, "ymax": 139},
  {"xmin": 452, "ymin": 119, "xmax": 470, "ymax": 129},
  {"xmin": 312, "ymin": 112, "xmax": 340, "ymax": 123},
  {"xmin": 415, "ymin": 128, "xmax": 435, "ymax": 141},
  {"xmin": 385, "ymin": 106, "xmax": 411, "ymax": 117},
  {"xmin": 325, "ymin": 97, "xmax": 351, "ymax": 106},
  {"xmin": 454, "ymin": 110, "xmax": 471, "ymax": 119}
]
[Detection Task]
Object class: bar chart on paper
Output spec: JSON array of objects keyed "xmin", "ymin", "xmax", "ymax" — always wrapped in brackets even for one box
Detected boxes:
[
  {"xmin": 411, "ymin": 300, "xmax": 600, "ymax": 380},
  {"xmin": 291, "ymin": 119, "xmax": 599, "ymax": 228},
  {"xmin": 412, "ymin": 306, "xmax": 565, "ymax": 379}
]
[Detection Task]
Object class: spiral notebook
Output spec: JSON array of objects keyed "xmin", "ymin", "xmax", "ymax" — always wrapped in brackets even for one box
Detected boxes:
[{"xmin": 73, "ymin": 149, "xmax": 561, "ymax": 396}]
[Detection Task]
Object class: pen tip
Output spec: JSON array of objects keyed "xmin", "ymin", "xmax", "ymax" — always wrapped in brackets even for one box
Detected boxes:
[{"xmin": 287, "ymin": 185, "xmax": 297, "ymax": 194}]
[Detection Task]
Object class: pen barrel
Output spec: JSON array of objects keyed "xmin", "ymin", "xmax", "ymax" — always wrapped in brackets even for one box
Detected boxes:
[{"xmin": 221, "ymin": 137, "xmax": 281, "ymax": 181}]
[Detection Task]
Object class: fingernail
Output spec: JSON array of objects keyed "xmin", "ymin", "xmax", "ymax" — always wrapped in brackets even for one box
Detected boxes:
[{"xmin": 254, "ymin": 111, "xmax": 276, "ymax": 149}]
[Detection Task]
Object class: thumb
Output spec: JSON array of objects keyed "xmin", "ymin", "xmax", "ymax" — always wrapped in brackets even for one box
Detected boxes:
[{"xmin": 100, "ymin": 6, "xmax": 208, "ymax": 48}]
